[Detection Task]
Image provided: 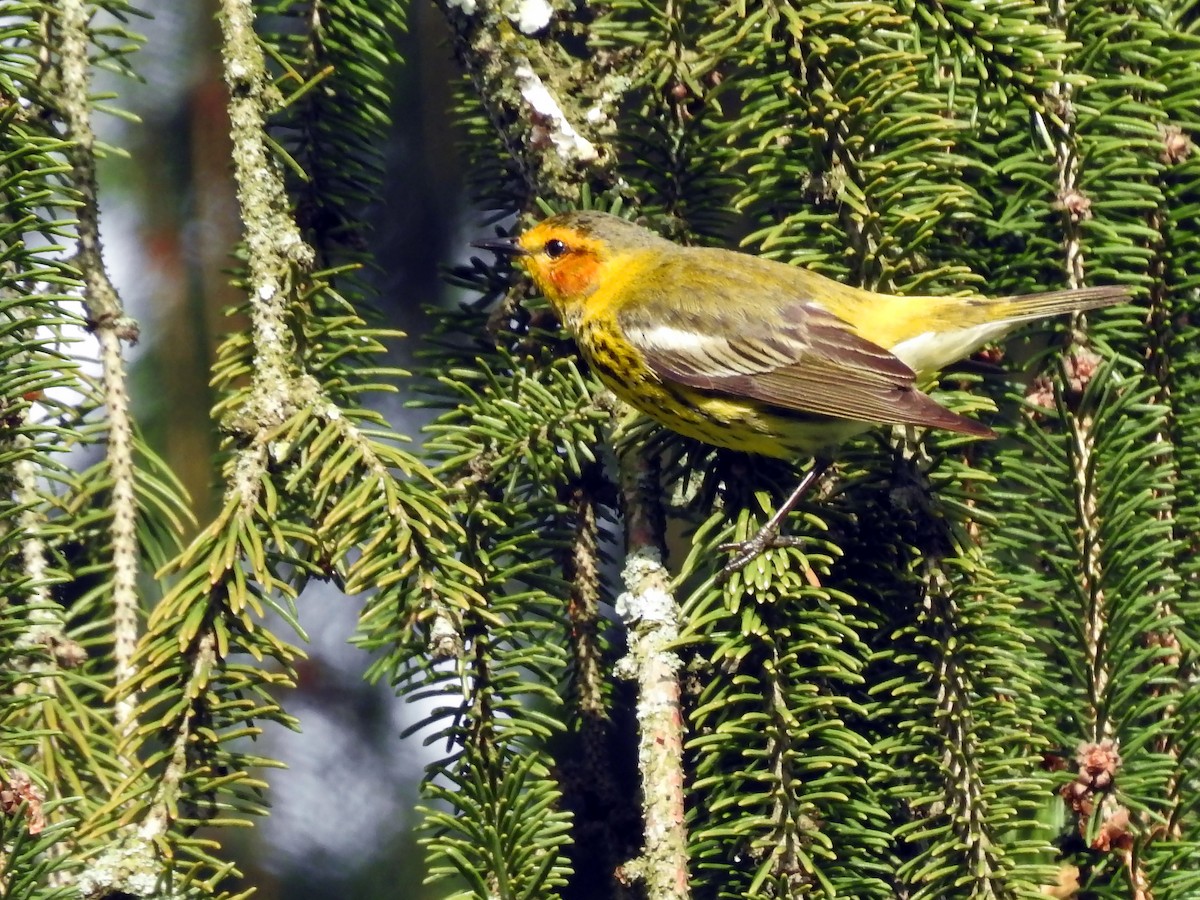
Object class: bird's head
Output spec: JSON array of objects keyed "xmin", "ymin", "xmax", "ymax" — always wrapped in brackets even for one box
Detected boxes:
[{"xmin": 473, "ymin": 212, "xmax": 669, "ymax": 325}]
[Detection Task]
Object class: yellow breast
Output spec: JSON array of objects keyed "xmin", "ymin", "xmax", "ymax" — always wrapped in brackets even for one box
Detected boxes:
[{"xmin": 575, "ymin": 314, "xmax": 866, "ymax": 458}]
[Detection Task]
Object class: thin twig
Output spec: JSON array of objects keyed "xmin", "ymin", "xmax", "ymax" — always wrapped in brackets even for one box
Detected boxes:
[
  {"xmin": 137, "ymin": 629, "xmax": 216, "ymax": 841},
  {"xmin": 1047, "ymin": 72, "xmax": 1113, "ymax": 742},
  {"xmin": 15, "ymin": 444, "xmax": 52, "ymax": 620},
  {"xmin": 58, "ymin": 0, "xmax": 141, "ymax": 740},
  {"xmin": 566, "ymin": 480, "xmax": 605, "ymax": 719},
  {"xmin": 1046, "ymin": 19, "xmax": 1145, "ymax": 890}
]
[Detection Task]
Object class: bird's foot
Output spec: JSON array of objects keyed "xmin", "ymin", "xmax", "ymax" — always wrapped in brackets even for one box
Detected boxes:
[
  {"xmin": 718, "ymin": 530, "xmax": 804, "ymax": 581},
  {"xmin": 716, "ymin": 456, "xmax": 833, "ymax": 583}
]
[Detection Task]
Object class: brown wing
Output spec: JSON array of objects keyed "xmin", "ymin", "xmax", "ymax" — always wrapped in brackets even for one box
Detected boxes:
[{"xmin": 619, "ymin": 298, "xmax": 994, "ymax": 437}]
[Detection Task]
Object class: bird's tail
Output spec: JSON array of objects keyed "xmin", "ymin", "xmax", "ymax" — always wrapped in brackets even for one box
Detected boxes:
[
  {"xmin": 985, "ymin": 284, "xmax": 1131, "ymax": 323},
  {"xmin": 889, "ymin": 284, "xmax": 1131, "ymax": 377}
]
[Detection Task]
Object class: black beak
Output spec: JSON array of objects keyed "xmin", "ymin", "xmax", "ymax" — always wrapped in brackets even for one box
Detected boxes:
[{"xmin": 471, "ymin": 236, "xmax": 529, "ymax": 256}]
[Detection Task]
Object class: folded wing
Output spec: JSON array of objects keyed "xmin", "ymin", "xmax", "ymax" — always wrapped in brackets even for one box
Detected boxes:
[{"xmin": 619, "ymin": 298, "xmax": 995, "ymax": 438}]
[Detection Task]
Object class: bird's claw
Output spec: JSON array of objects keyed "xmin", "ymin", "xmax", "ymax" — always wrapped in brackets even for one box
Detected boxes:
[
  {"xmin": 715, "ymin": 458, "xmax": 832, "ymax": 584},
  {"xmin": 717, "ymin": 532, "xmax": 804, "ymax": 581}
]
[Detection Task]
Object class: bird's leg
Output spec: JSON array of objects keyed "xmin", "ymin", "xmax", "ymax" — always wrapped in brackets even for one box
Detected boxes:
[{"xmin": 719, "ymin": 456, "xmax": 833, "ymax": 579}]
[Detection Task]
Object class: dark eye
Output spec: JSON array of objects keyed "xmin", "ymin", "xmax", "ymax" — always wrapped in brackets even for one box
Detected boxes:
[{"xmin": 544, "ymin": 239, "xmax": 567, "ymax": 259}]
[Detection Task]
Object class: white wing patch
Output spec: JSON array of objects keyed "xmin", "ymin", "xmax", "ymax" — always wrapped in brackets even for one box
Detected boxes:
[
  {"xmin": 631, "ymin": 324, "xmax": 798, "ymax": 376},
  {"xmin": 890, "ymin": 322, "xmax": 1009, "ymax": 375},
  {"xmin": 634, "ymin": 324, "xmax": 714, "ymax": 353}
]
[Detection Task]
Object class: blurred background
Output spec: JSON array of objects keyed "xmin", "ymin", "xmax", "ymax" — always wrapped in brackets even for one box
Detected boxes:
[{"xmin": 99, "ymin": 4, "xmax": 467, "ymax": 895}]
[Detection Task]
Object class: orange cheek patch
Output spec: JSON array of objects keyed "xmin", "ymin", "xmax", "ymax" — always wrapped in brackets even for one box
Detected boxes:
[{"xmin": 550, "ymin": 256, "xmax": 601, "ymax": 298}]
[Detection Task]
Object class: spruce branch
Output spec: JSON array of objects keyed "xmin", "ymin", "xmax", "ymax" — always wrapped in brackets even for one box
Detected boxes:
[
  {"xmin": 13, "ymin": 442, "xmax": 52, "ymax": 629},
  {"xmin": 120, "ymin": 0, "xmax": 317, "ymax": 874},
  {"xmin": 1148, "ymin": 30, "xmax": 1200, "ymax": 868},
  {"xmin": 615, "ymin": 449, "xmax": 690, "ymax": 900},
  {"xmin": 925, "ymin": 568, "xmax": 1008, "ymax": 895},
  {"xmin": 1043, "ymin": 16, "xmax": 1151, "ymax": 889},
  {"xmin": 434, "ymin": 0, "xmax": 622, "ymax": 203},
  {"xmin": 1047, "ymin": 71, "xmax": 1113, "ymax": 741},
  {"xmin": 888, "ymin": 437, "xmax": 1023, "ymax": 896},
  {"xmin": 219, "ymin": 0, "xmax": 314, "ymax": 434},
  {"xmin": 1136, "ymin": 121, "xmax": 1189, "ymax": 848},
  {"xmin": 763, "ymin": 666, "xmax": 806, "ymax": 883},
  {"xmin": 57, "ymin": 0, "xmax": 141, "ymax": 741},
  {"xmin": 0, "ymin": 9, "xmax": 134, "ymax": 880},
  {"xmin": 135, "ymin": 630, "xmax": 218, "ymax": 845},
  {"xmin": 213, "ymin": 0, "xmax": 439, "ymax": 591},
  {"xmin": 110, "ymin": 116, "xmax": 302, "ymax": 871},
  {"xmin": 560, "ymin": 473, "xmax": 633, "ymax": 887},
  {"xmin": 799, "ymin": 53, "xmax": 887, "ymax": 288},
  {"xmin": 1147, "ymin": 267, "xmax": 1192, "ymax": 852},
  {"xmin": 565, "ymin": 477, "xmax": 605, "ymax": 722}
]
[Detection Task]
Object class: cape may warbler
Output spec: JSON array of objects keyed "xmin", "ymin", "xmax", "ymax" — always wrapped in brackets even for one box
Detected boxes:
[{"xmin": 475, "ymin": 211, "xmax": 1128, "ymax": 572}]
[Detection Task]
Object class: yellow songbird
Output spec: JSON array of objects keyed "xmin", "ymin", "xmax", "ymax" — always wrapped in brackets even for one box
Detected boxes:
[{"xmin": 474, "ymin": 211, "xmax": 1128, "ymax": 572}]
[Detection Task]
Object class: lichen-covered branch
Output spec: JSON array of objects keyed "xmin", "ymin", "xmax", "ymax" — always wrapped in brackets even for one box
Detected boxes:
[
  {"xmin": 616, "ymin": 450, "xmax": 690, "ymax": 900},
  {"xmin": 219, "ymin": 0, "xmax": 314, "ymax": 443},
  {"xmin": 57, "ymin": 0, "xmax": 141, "ymax": 738},
  {"xmin": 434, "ymin": 0, "xmax": 623, "ymax": 202},
  {"xmin": 131, "ymin": 0, "xmax": 316, "ymax": 851}
]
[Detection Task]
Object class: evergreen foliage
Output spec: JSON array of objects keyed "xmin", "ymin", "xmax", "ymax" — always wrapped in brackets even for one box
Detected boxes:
[
  {"xmin": 4, "ymin": 0, "xmax": 1200, "ymax": 896},
  {"xmin": 413, "ymin": 0, "xmax": 1200, "ymax": 895}
]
